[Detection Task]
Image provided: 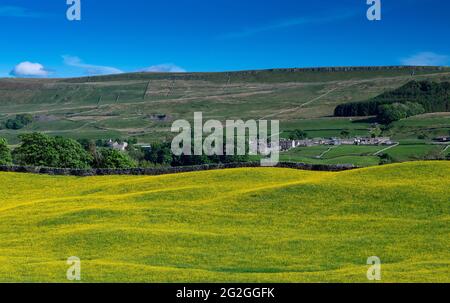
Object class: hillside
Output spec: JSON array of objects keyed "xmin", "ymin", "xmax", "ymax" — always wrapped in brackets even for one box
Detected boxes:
[
  {"xmin": 1, "ymin": 66, "xmax": 449, "ymax": 145},
  {"xmin": 1, "ymin": 66, "xmax": 450, "ymax": 168},
  {"xmin": 334, "ymin": 80, "xmax": 450, "ymax": 117},
  {"xmin": 0, "ymin": 161, "xmax": 448, "ymax": 282}
]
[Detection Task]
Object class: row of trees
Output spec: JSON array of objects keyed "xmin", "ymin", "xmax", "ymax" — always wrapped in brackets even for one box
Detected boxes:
[
  {"xmin": 334, "ymin": 81, "xmax": 450, "ymax": 122},
  {"xmin": 139, "ymin": 142, "xmax": 250, "ymax": 167},
  {"xmin": 0, "ymin": 133, "xmax": 136, "ymax": 169},
  {"xmin": 0, "ymin": 133, "xmax": 253, "ymax": 169}
]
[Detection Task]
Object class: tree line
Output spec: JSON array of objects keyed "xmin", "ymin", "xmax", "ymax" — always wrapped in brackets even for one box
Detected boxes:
[
  {"xmin": 334, "ymin": 81, "xmax": 450, "ymax": 123},
  {"xmin": 0, "ymin": 133, "xmax": 136, "ymax": 169},
  {"xmin": 0, "ymin": 133, "xmax": 252, "ymax": 169}
]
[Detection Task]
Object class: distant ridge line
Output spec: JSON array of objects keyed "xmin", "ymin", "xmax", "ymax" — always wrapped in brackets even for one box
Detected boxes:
[
  {"xmin": 57, "ymin": 65, "xmax": 448, "ymax": 83},
  {"xmin": 2, "ymin": 66, "xmax": 448, "ymax": 82},
  {"xmin": 252, "ymin": 65, "xmax": 446, "ymax": 73},
  {"xmin": 74, "ymin": 65, "xmax": 445, "ymax": 77}
]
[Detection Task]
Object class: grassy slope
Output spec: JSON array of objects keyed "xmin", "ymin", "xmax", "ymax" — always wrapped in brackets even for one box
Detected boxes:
[
  {"xmin": 280, "ymin": 143, "xmax": 448, "ymax": 167},
  {"xmin": 0, "ymin": 161, "xmax": 448, "ymax": 282},
  {"xmin": 1, "ymin": 67, "xmax": 449, "ymax": 144},
  {"xmin": 280, "ymin": 145, "xmax": 383, "ymax": 167},
  {"xmin": 388, "ymin": 113, "xmax": 450, "ymax": 140}
]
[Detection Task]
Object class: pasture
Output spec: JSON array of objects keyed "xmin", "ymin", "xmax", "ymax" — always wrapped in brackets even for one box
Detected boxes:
[{"xmin": 0, "ymin": 161, "xmax": 448, "ymax": 282}]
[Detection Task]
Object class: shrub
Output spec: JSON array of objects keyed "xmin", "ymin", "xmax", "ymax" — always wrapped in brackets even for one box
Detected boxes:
[
  {"xmin": 417, "ymin": 133, "xmax": 428, "ymax": 140},
  {"xmin": 340, "ymin": 130, "xmax": 350, "ymax": 138},
  {"xmin": 288, "ymin": 129, "xmax": 308, "ymax": 140},
  {"xmin": 378, "ymin": 153, "xmax": 395, "ymax": 165},
  {"xmin": 0, "ymin": 138, "xmax": 12, "ymax": 165},
  {"xmin": 127, "ymin": 146, "xmax": 146, "ymax": 163},
  {"xmin": 2, "ymin": 114, "xmax": 34, "ymax": 130},
  {"xmin": 423, "ymin": 149, "xmax": 445, "ymax": 161},
  {"xmin": 16, "ymin": 114, "xmax": 34, "ymax": 125},
  {"xmin": 96, "ymin": 149, "xmax": 137, "ymax": 169}
]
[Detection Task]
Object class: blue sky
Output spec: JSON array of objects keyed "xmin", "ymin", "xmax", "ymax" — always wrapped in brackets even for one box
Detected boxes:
[{"xmin": 1, "ymin": 0, "xmax": 449, "ymax": 77}]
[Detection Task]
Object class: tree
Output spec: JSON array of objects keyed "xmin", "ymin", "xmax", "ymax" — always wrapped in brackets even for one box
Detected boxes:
[
  {"xmin": 417, "ymin": 133, "xmax": 428, "ymax": 140},
  {"xmin": 127, "ymin": 137, "xmax": 138, "ymax": 145},
  {"xmin": 5, "ymin": 119, "xmax": 23, "ymax": 130},
  {"xmin": 145, "ymin": 143, "xmax": 173, "ymax": 166},
  {"xmin": 96, "ymin": 149, "xmax": 136, "ymax": 169},
  {"xmin": 145, "ymin": 139, "xmax": 253, "ymax": 167},
  {"xmin": 3, "ymin": 114, "xmax": 34, "ymax": 130},
  {"xmin": 0, "ymin": 138, "xmax": 12, "ymax": 165},
  {"xmin": 377, "ymin": 103, "xmax": 406, "ymax": 124},
  {"xmin": 378, "ymin": 153, "xmax": 395, "ymax": 165},
  {"xmin": 157, "ymin": 145, "xmax": 173, "ymax": 165},
  {"xmin": 77, "ymin": 138, "xmax": 91, "ymax": 150},
  {"xmin": 13, "ymin": 133, "xmax": 92, "ymax": 168},
  {"xmin": 53, "ymin": 136, "xmax": 93, "ymax": 169},
  {"xmin": 377, "ymin": 102, "xmax": 425, "ymax": 124},
  {"xmin": 370, "ymin": 125, "xmax": 382, "ymax": 138},
  {"xmin": 13, "ymin": 133, "xmax": 59, "ymax": 167},
  {"xmin": 127, "ymin": 146, "xmax": 146, "ymax": 163},
  {"xmin": 288, "ymin": 129, "xmax": 308, "ymax": 140},
  {"xmin": 77, "ymin": 138, "xmax": 100, "ymax": 165},
  {"xmin": 340, "ymin": 130, "xmax": 351, "ymax": 138},
  {"xmin": 16, "ymin": 114, "xmax": 33, "ymax": 125}
]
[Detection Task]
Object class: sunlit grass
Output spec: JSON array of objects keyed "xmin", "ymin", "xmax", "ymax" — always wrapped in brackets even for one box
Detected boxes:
[{"xmin": 0, "ymin": 162, "xmax": 448, "ymax": 282}]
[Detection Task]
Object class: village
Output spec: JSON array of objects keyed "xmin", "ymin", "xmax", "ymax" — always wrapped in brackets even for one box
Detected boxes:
[
  {"xmin": 279, "ymin": 136, "xmax": 395, "ymax": 151},
  {"xmin": 106, "ymin": 136, "xmax": 397, "ymax": 155}
]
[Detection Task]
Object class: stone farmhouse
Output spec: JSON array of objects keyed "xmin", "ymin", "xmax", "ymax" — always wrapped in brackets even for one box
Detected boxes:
[{"xmin": 108, "ymin": 139, "xmax": 129, "ymax": 151}]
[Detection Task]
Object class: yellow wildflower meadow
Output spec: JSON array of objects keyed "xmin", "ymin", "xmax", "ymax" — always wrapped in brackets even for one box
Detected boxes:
[{"xmin": 0, "ymin": 161, "xmax": 448, "ymax": 282}]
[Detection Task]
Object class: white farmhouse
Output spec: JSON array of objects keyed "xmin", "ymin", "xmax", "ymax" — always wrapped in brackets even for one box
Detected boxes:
[{"xmin": 108, "ymin": 139, "xmax": 128, "ymax": 151}]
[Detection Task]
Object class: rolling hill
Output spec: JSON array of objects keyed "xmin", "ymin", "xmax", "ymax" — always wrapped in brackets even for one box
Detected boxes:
[
  {"xmin": 0, "ymin": 161, "xmax": 448, "ymax": 282},
  {"xmin": 1, "ymin": 66, "xmax": 450, "ymax": 144},
  {"xmin": 1, "ymin": 66, "xmax": 450, "ymax": 167}
]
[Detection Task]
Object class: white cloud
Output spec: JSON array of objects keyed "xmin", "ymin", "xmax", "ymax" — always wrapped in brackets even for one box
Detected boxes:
[
  {"xmin": 10, "ymin": 61, "xmax": 50, "ymax": 77},
  {"xmin": 63, "ymin": 55, "xmax": 123, "ymax": 76},
  {"xmin": 140, "ymin": 64, "xmax": 186, "ymax": 73},
  {"xmin": 401, "ymin": 52, "xmax": 449, "ymax": 66}
]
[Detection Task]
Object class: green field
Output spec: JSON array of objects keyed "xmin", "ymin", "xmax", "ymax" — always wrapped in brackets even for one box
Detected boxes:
[
  {"xmin": 280, "ymin": 143, "xmax": 448, "ymax": 167},
  {"xmin": 1, "ymin": 66, "xmax": 449, "ymax": 165},
  {"xmin": 387, "ymin": 113, "xmax": 450, "ymax": 140},
  {"xmin": 0, "ymin": 161, "xmax": 448, "ymax": 282},
  {"xmin": 1, "ymin": 67, "xmax": 449, "ymax": 144}
]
